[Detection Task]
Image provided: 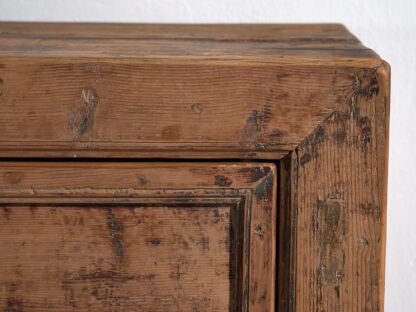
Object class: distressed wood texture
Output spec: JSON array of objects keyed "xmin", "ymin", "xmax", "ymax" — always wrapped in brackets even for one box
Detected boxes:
[
  {"xmin": 278, "ymin": 62, "xmax": 390, "ymax": 311},
  {"xmin": 0, "ymin": 22, "xmax": 382, "ymax": 159},
  {"xmin": 0, "ymin": 162, "xmax": 276, "ymax": 311},
  {"xmin": 0, "ymin": 23, "xmax": 390, "ymax": 311}
]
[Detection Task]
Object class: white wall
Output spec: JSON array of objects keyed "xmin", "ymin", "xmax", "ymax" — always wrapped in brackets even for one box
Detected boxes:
[{"xmin": 0, "ymin": 0, "xmax": 415, "ymax": 311}]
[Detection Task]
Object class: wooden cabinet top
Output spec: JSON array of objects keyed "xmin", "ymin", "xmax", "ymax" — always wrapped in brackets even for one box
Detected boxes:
[{"xmin": 0, "ymin": 22, "xmax": 379, "ymax": 61}]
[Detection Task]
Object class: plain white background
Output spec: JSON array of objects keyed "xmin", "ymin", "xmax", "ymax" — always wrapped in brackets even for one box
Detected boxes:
[{"xmin": 0, "ymin": 0, "xmax": 414, "ymax": 311}]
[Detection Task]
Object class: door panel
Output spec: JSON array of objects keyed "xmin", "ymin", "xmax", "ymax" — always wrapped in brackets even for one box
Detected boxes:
[{"xmin": 0, "ymin": 162, "xmax": 276, "ymax": 311}]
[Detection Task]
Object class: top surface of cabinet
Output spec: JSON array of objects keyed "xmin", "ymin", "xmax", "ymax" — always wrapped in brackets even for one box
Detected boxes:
[{"xmin": 0, "ymin": 23, "xmax": 378, "ymax": 60}]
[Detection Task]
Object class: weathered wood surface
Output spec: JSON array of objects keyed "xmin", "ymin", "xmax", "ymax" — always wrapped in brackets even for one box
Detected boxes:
[
  {"xmin": 0, "ymin": 23, "xmax": 382, "ymax": 158},
  {"xmin": 0, "ymin": 23, "xmax": 362, "ymax": 41},
  {"xmin": 0, "ymin": 162, "xmax": 276, "ymax": 311},
  {"xmin": 0, "ymin": 23, "xmax": 389, "ymax": 312},
  {"xmin": 278, "ymin": 62, "xmax": 389, "ymax": 312}
]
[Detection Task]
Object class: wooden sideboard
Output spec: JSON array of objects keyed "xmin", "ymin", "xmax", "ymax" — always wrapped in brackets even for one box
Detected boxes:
[{"xmin": 0, "ymin": 23, "xmax": 389, "ymax": 311}]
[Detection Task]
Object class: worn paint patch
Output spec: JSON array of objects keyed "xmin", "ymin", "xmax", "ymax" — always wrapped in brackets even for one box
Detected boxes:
[
  {"xmin": 69, "ymin": 88, "xmax": 99, "ymax": 138},
  {"xmin": 318, "ymin": 197, "xmax": 346, "ymax": 286}
]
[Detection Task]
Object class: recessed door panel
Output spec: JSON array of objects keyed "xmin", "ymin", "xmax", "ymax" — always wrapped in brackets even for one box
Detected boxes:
[{"xmin": 0, "ymin": 162, "xmax": 276, "ymax": 311}]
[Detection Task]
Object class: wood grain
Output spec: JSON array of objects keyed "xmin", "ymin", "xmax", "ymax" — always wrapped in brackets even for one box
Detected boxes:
[
  {"xmin": 0, "ymin": 23, "xmax": 360, "ymax": 42},
  {"xmin": 0, "ymin": 162, "xmax": 276, "ymax": 312},
  {"xmin": 279, "ymin": 62, "xmax": 390, "ymax": 311},
  {"xmin": 0, "ymin": 22, "xmax": 390, "ymax": 311},
  {"xmin": 1, "ymin": 205, "xmax": 232, "ymax": 311},
  {"xmin": 0, "ymin": 22, "xmax": 381, "ymax": 158}
]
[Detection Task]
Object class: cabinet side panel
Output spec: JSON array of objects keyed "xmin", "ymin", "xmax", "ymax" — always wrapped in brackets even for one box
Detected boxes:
[{"xmin": 293, "ymin": 63, "xmax": 389, "ymax": 311}]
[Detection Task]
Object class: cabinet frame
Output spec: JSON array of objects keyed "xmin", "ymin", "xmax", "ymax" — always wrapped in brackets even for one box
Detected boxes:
[{"xmin": 0, "ymin": 22, "xmax": 390, "ymax": 311}]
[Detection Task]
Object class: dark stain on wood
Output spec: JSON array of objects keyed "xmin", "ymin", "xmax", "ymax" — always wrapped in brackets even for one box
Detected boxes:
[
  {"xmin": 169, "ymin": 264, "xmax": 183, "ymax": 281},
  {"xmin": 359, "ymin": 237, "xmax": 369, "ymax": 245},
  {"xmin": 105, "ymin": 207, "xmax": 125, "ymax": 262},
  {"xmin": 270, "ymin": 129, "xmax": 284, "ymax": 138},
  {"xmin": 147, "ymin": 238, "xmax": 161, "ymax": 246},
  {"xmin": 254, "ymin": 224, "xmax": 264, "ymax": 239},
  {"xmin": 240, "ymin": 104, "xmax": 272, "ymax": 142},
  {"xmin": 328, "ymin": 111, "xmax": 348, "ymax": 145},
  {"xmin": 300, "ymin": 125, "xmax": 326, "ymax": 150},
  {"xmin": 2, "ymin": 206, "xmax": 10, "ymax": 220},
  {"xmin": 214, "ymin": 175, "xmax": 233, "ymax": 187},
  {"xmin": 199, "ymin": 237, "xmax": 210, "ymax": 250},
  {"xmin": 64, "ymin": 270, "xmax": 156, "ymax": 284},
  {"xmin": 334, "ymin": 128, "xmax": 347, "ymax": 145},
  {"xmin": 318, "ymin": 197, "xmax": 346, "ymax": 286},
  {"xmin": 359, "ymin": 116, "xmax": 371, "ymax": 156},
  {"xmin": 360, "ymin": 203, "xmax": 380, "ymax": 220},
  {"xmin": 29, "ymin": 204, "xmax": 38, "ymax": 215},
  {"xmin": 334, "ymin": 285, "xmax": 340, "ymax": 298},
  {"xmin": 6, "ymin": 298, "xmax": 23, "ymax": 312},
  {"xmin": 254, "ymin": 172, "xmax": 274, "ymax": 201},
  {"xmin": 137, "ymin": 176, "xmax": 149, "ymax": 187},
  {"xmin": 300, "ymin": 153, "xmax": 311, "ymax": 166},
  {"xmin": 247, "ymin": 105, "xmax": 272, "ymax": 132},
  {"xmin": 299, "ymin": 125, "xmax": 327, "ymax": 165},
  {"xmin": 348, "ymin": 68, "xmax": 380, "ymax": 124},
  {"xmin": 237, "ymin": 166, "xmax": 271, "ymax": 183},
  {"xmin": 353, "ymin": 71, "xmax": 379, "ymax": 100},
  {"xmin": 348, "ymin": 95, "xmax": 360, "ymax": 122},
  {"xmin": 69, "ymin": 88, "xmax": 99, "ymax": 138},
  {"xmin": 276, "ymin": 72, "xmax": 290, "ymax": 82}
]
